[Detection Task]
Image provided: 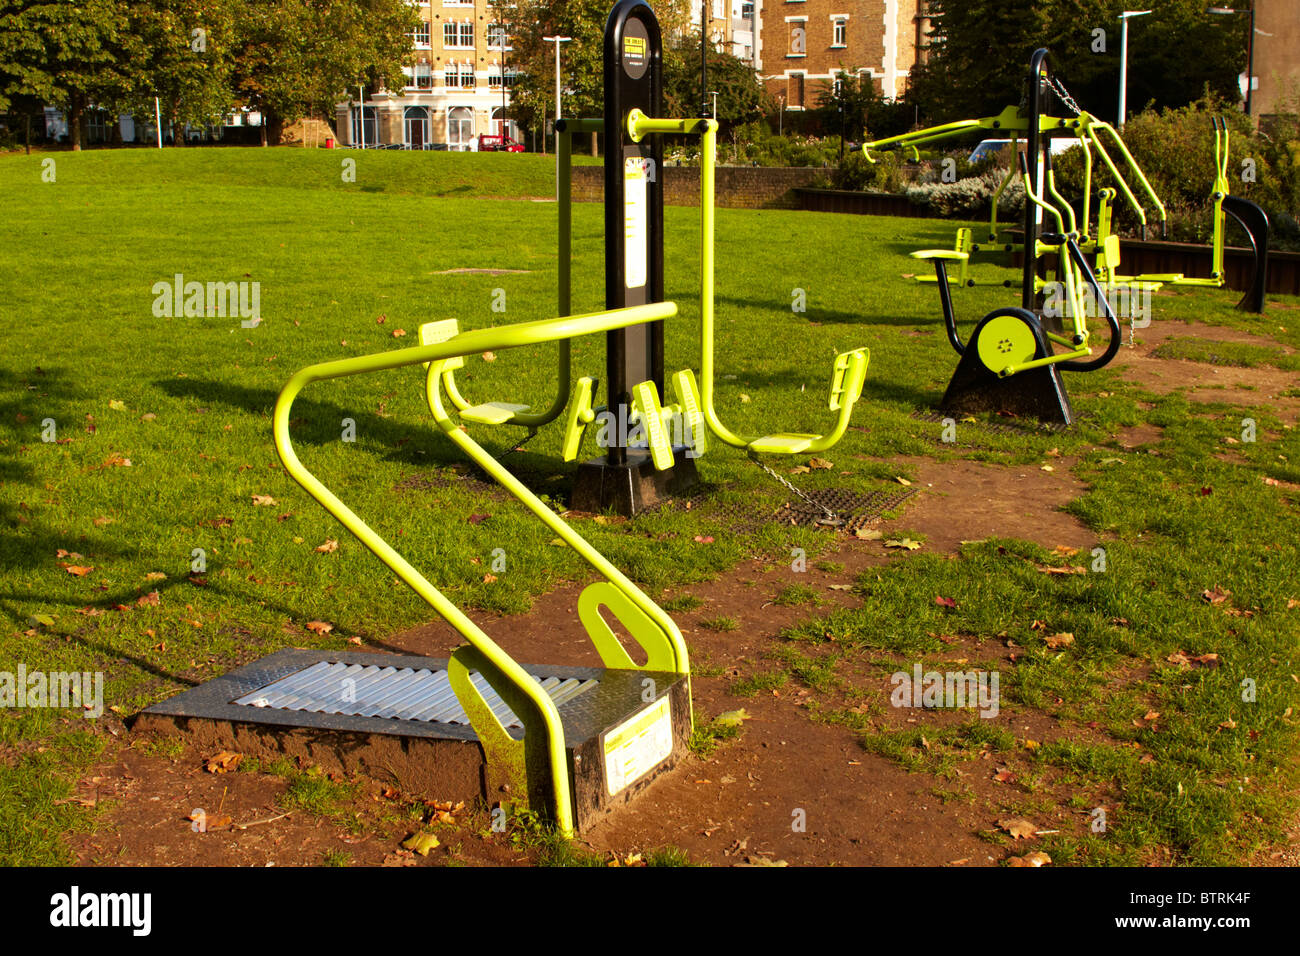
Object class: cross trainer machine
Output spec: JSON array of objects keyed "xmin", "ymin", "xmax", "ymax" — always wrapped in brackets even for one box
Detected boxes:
[{"xmin": 910, "ymin": 50, "xmax": 1121, "ymax": 426}]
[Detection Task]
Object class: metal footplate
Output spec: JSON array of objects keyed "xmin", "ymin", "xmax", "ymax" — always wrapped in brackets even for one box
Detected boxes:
[{"xmin": 137, "ymin": 647, "xmax": 691, "ymax": 832}]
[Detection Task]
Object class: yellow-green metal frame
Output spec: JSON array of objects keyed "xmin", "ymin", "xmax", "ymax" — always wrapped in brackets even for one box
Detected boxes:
[{"xmin": 274, "ymin": 302, "xmax": 691, "ymax": 837}]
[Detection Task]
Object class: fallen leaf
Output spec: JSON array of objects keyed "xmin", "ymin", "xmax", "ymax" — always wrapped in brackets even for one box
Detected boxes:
[
  {"xmin": 854, "ymin": 528, "xmax": 883, "ymax": 541},
  {"xmin": 993, "ymin": 769, "xmax": 1017, "ymax": 784},
  {"xmin": 828, "ymin": 584, "xmax": 854, "ymax": 591},
  {"xmin": 788, "ymin": 465, "xmax": 811, "ymax": 475},
  {"xmin": 402, "ymin": 832, "xmax": 440, "ymax": 856},
  {"xmin": 251, "ymin": 495, "xmax": 277, "ymax": 506},
  {"xmin": 1044, "ymin": 632, "xmax": 1074, "ymax": 649},
  {"xmin": 305, "ymin": 620, "xmax": 334, "ymax": 635},
  {"xmin": 205, "ymin": 751, "xmax": 242, "ymax": 773},
  {"xmin": 467, "ymin": 513, "xmax": 489, "ymax": 525},
  {"xmin": 376, "ymin": 314, "xmax": 386, "ymax": 324},
  {"xmin": 885, "ymin": 538, "xmax": 922, "ymax": 550},
  {"xmin": 1201, "ymin": 587, "xmax": 1230, "ymax": 605},
  {"xmin": 92, "ymin": 516, "xmax": 114, "ymax": 527},
  {"xmin": 693, "ymin": 535, "xmax": 714, "ymax": 544},
  {"xmin": 739, "ymin": 394, "xmax": 751, "ymax": 403},
  {"xmin": 145, "ymin": 572, "xmax": 166, "ymax": 582},
  {"xmin": 808, "ymin": 458, "xmax": 833, "ymax": 470},
  {"xmin": 1007, "ymin": 851, "xmax": 1052, "ymax": 867},
  {"xmin": 894, "ymin": 476, "xmax": 912, "ymax": 486},
  {"xmin": 1036, "ymin": 564, "xmax": 1087, "ymax": 575},
  {"xmin": 137, "ymin": 591, "xmax": 160, "ymax": 607},
  {"xmin": 481, "ymin": 351, "xmax": 496, "ymax": 362},
  {"xmin": 314, "ymin": 539, "xmax": 339, "ymax": 553},
  {"xmin": 482, "ymin": 573, "xmax": 497, "ymax": 583},
  {"xmin": 997, "ymin": 817, "xmax": 1037, "ymax": 840},
  {"xmin": 935, "ymin": 596, "xmax": 957, "ymax": 608},
  {"xmin": 1219, "ymin": 719, "xmax": 1238, "ymax": 729},
  {"xmin": 714, "ymin": 709, "xmax": 750, "ymax": 728},
  {"xmin": 62, "ymin": 564, "xmax": 94, "ymax": 576},
  {"xmin": 109, "ymin": 399, "xmax": 126, "ymax": 411},
  {"xmin": 392, "ymin": 328, "xmax": 407, "ymax": 338}
]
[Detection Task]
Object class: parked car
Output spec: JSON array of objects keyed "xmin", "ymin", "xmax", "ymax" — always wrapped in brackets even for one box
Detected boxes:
[
  {"xmin": 476, "ymin": 133, "xmax": 524, "ymax": 153},
  {"xmin": 968, "ymin": 137, "xmax": 1082, "ymax": 164}
]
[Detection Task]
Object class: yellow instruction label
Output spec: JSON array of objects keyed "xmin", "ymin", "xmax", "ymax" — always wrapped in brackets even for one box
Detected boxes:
[
  {"xmin": 604, "ymin": 695, "xmax": 672, "ymax": 796},
  {"xmin": 624, "ymin": 157, "xmax": 647, "ymax": 290}
]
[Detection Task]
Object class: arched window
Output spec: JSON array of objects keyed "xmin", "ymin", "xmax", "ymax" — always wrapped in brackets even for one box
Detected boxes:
[{"xmin": 447, "ymin": 107, "xmax": 473, "ymax": 150}]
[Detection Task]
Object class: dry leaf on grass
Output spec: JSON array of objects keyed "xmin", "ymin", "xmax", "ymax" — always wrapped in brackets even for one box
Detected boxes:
[
  {"xmin": 305, "ymin": 620, "xmax": 334, "ymax": 635},
  {"xmin": 1044, "ymin": 632, "xmax": 1074, "ymax": 649},
  {"xmin": 1007, "ymin": 851, "xmax": 1052, "ymax": 867},
  {"xmin": 205, "ymin": 751, "xmax": 242, "ymax": 773},
  {"xmin": 997, "ymin": 817, "xmax": 1038, "ymax": 840},
  {"xmin": 314, "ymin": 539, "xmax": 339, "ymax": 553},
  {"xmin": 251, "ymin": 494, "xmax": 277, "ymax": 506}
]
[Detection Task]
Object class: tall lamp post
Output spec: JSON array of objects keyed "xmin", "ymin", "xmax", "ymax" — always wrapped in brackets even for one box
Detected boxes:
[
  {"xmin": 1207, "ymin": 3, "xmax": 1258, "ymax": 117},
  {"xmin": 542, "ymin": 34, "xmax": 571, "ymax": 200},
  {"xmin": 1117, "ymin": 10, "xmax": 1152, "ymax": 128}
]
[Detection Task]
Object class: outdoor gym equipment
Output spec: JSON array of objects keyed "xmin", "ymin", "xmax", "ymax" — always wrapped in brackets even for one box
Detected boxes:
[
  {"xmin": 865, "ymin": 92, "xmax": 1269, "ymax": 313},
  {"xmin": 1091, "ymin": 116, "xmax": 1270, "ymax": 313},
  {"xmin": 910, "ymin": 50, "xmax": 1121, "ymax": 426},
  {"xmin": 435, "ymin": 0, "xmax": 867, "ymax": 516},
  {"xmin": 144, "ymin": 304, "xmax": 694, "ymax": 837}
]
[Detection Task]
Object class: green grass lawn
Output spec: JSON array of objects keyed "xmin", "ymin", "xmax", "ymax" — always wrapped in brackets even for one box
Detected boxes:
[{"xmin": 1, "ymin": 147, "xmax": 1298, "ymax": 865}]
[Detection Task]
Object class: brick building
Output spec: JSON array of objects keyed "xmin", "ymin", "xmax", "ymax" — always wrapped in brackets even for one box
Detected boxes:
[
  {"xmin": 336, "ymin": 0, "xmax": 518, "ymax": 149},
  {"xmin": 1250, "ymin": 0, "xmax": 1300, "ymax": 126},
  {"xmin": 758, "ymin": 0, "xmax": 929, "ymax": 112}
]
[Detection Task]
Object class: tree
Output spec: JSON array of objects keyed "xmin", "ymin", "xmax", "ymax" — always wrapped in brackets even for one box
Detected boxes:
[
  {"xmin": 501, "ymin": 0, "xmax": 692, "ymax": 153},
  {"xmin": 0, "ymin": 0, "xmax": 135, "ymax": 150},
  {"xmin": 227, "ymin": 0, "xmax": 416, "ymax": 146},
  {"xmin": 910, "ymin": 0, "xmax": 1248, "ymax": 125},
  {"xmin": 125, "ymin": 0, "xmax": 238, "ymax": 144},
  {"xmin": 663, "ymin": 33, "xmax": 766, "ymax": 130}
]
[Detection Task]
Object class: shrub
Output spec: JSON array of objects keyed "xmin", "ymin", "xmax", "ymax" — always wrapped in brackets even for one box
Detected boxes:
[{"xmin": 904, "ymin": 168, "xmax": 1026, "ymax": 219}]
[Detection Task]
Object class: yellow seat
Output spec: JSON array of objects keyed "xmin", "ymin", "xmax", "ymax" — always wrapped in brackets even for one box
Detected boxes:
[
  {"xmin": 747, "ymin": 433, "xmax": 817, "ymax": 454},
  {"xmin": 460, "ymin": 402, "xmax": 530, "ymax": 425}
]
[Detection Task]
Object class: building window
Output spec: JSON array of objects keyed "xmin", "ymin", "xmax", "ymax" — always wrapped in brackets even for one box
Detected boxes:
[
  {"xmin": 442, "ymin": 0, "xmax": 472, "ymax": 6},
  {"xmin": 444, "ymin": 21, "xmax": 473, "ymax": 48},
  {"xmin": 444, "ymin": 63, "xmax": 459, "ymax": 87},
  {"xmin": 487, "ymin": 23, "xmax": 509, "ymax": 50},
  {"xmin": 788, "ymin": 23, "xmax": 806, "ymax": 56},
  {"xmin": 832, "ymin": 18, "xmax": 847, "ymax": 48},
  {"xmin": 415, "ymin": 61, "xmax": 432, "ymax": 89},
  {"xmin": 461, "ymin": 63, "xmax": 475, "ymax": 88},
  {"xmin": 790, "ymin": 73, "xmax": 805, "ymax": 109},
  {"xmin": 409, "ymin": 21, "xmax": 430, "ymax": 47},
  {"xmin": 448, "ymin": 106, "xmax": 473, "ymax": 148},
  {"xmin": 742, "ymin": 1, "xmax": 754, "ymax": 16}
]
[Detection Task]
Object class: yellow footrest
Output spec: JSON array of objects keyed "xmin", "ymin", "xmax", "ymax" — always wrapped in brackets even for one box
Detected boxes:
[
  {"xmin": 461, "ymin": 402, "xmax": 530, "ymax": 425},
  {"xmin": 747, "ymin": 433, "xmax": 819, "ymax": 454}
]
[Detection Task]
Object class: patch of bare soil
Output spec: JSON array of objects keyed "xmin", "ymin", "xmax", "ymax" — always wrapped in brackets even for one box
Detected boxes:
[
  {"xmin": 1110, "ymin": 321, "xmax": 1300, "ymax": 419},
  {"xmin": 77, "ymin": 454, "xmax": 1104, "ymax": 866}
]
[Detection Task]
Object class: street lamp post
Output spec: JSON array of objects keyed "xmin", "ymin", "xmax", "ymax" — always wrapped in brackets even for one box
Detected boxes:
[
  {"xmin": 1207, "ymin": 3, "xmax": 1257, "ymax": 117},
  {"xmin": 1118, "ymin": 10, "xmax": 1152, "ymax": 128},
  {"xmin": 542, "ymin": 34, "xmax": 571, "ymax": 200}
]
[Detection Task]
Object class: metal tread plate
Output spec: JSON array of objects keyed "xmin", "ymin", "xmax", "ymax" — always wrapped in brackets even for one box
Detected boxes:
[
  {"xmin": 232, "ymin": 661, "xmax": 598, "ymax": 729},
  {"xmin": 143, "ymin": 648, "xmax": 683, "ymax": 747}
]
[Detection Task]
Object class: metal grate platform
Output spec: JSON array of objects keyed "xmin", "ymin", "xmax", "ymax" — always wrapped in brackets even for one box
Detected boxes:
[{"xmin": 233, "ymin": 661, "xmax": 598, "ymax": 729}]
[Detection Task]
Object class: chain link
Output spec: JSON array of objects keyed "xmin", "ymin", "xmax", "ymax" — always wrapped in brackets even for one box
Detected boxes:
[
  {"xmin": 1047, "ymin": 76, "xmax": 1083, "ymax": 118},
  {"xmin": 747, "ymin": 452, "xmax": 843, "ymax": 525}
]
